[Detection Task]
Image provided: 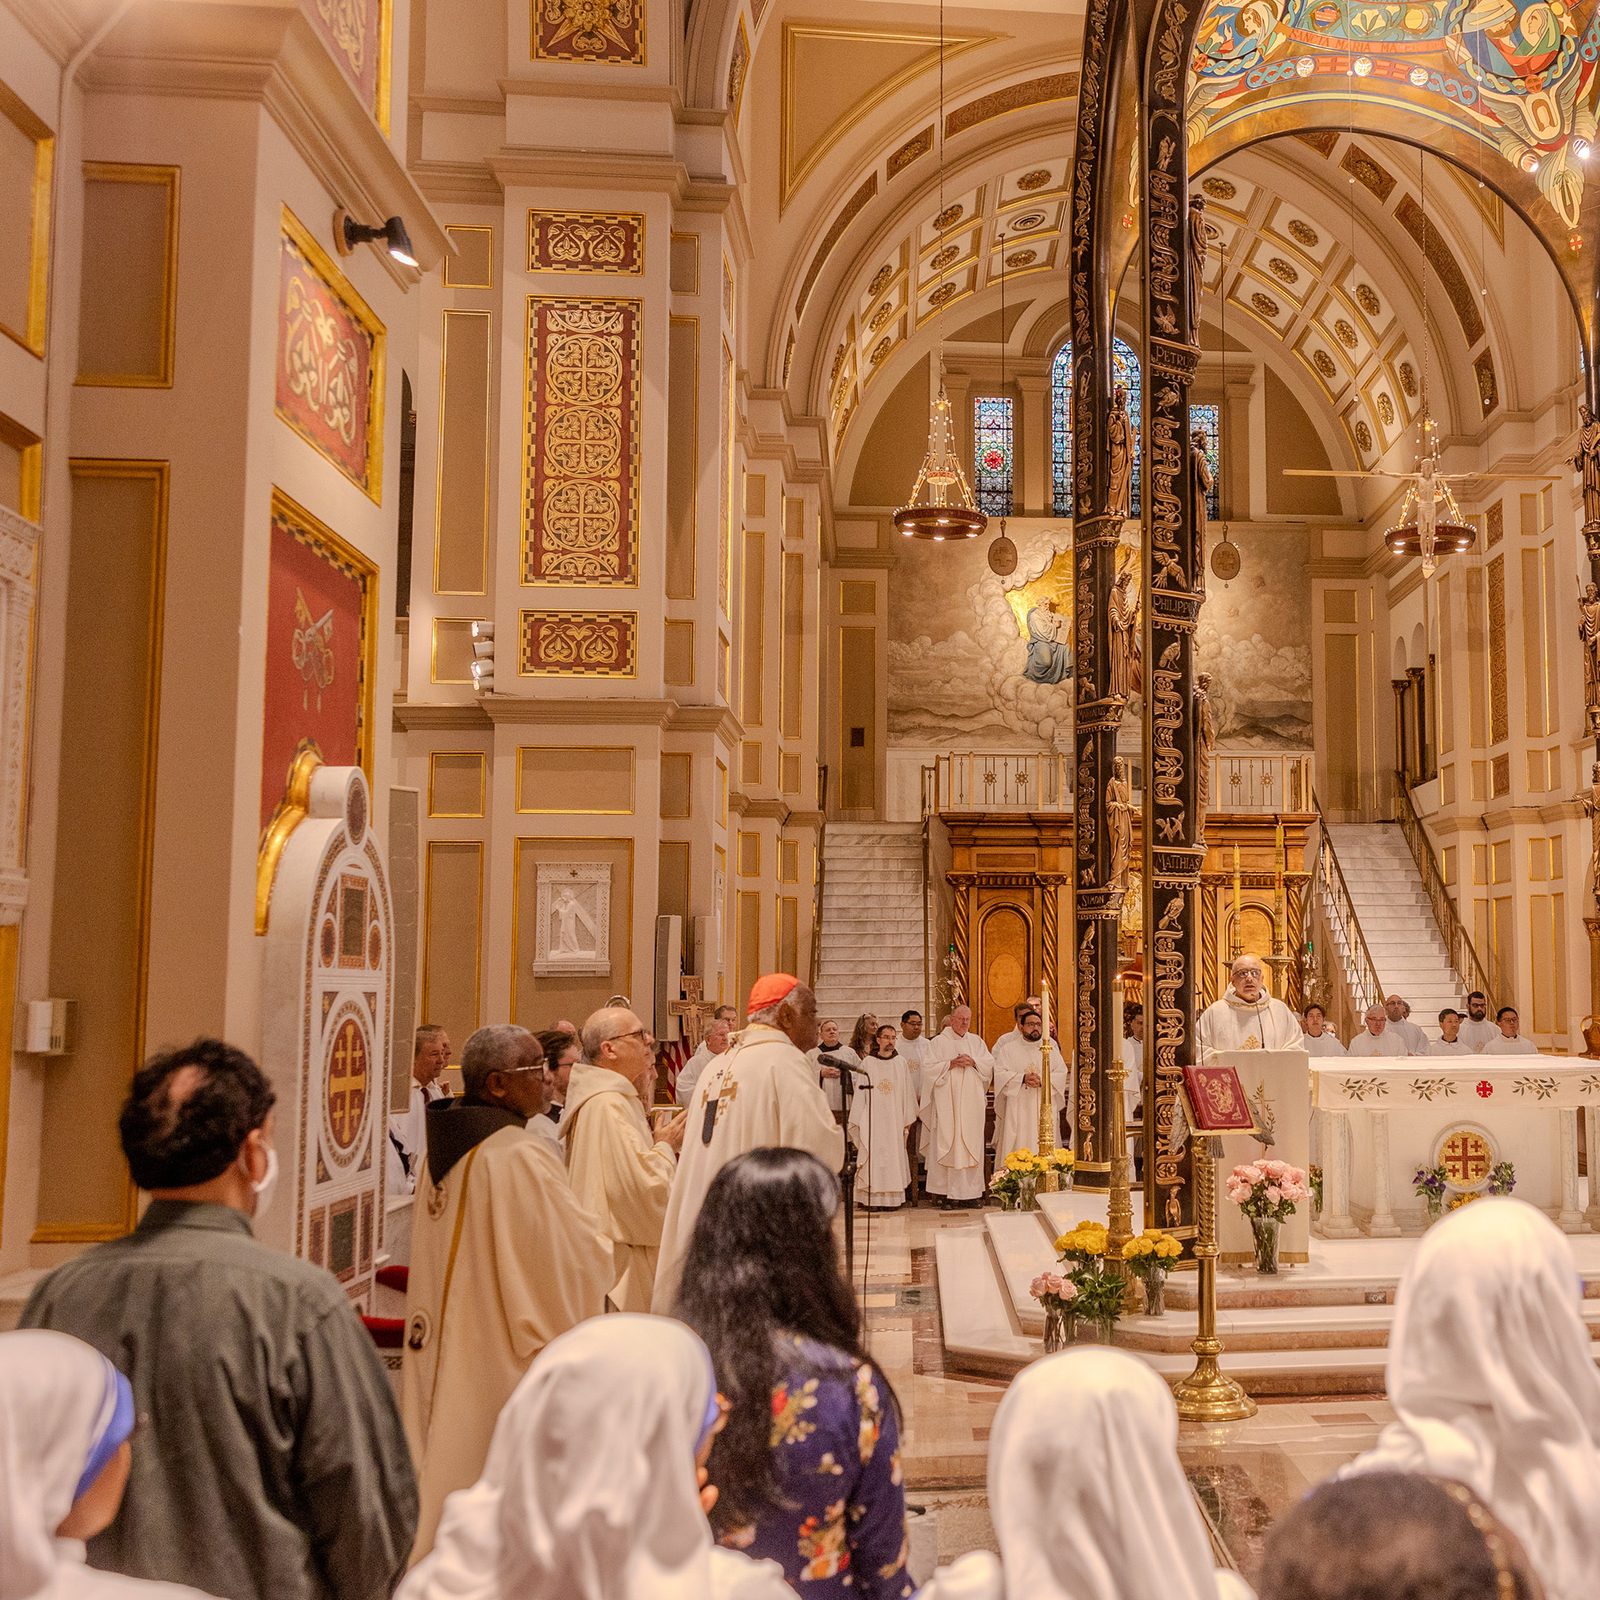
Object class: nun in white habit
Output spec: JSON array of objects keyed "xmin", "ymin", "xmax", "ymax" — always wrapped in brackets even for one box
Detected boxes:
[
  {"xmin": 1339, "ymin": 1197, "xmax": 1600, "ymax": 1600},
  {"xmin": 917, "ymin": 1347, "xmax": 1254, "ymax": 1600},
  {"xmin": 0, "ymin": 1329, "xmax": 215, "ymax": 1600},
  {"xmin": 396, "ymin": 1314, "xmax": 790, "ymax": 1600}
]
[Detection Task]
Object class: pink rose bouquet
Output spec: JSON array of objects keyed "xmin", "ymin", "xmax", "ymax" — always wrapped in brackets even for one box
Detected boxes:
[{"xmin": 1226, "ymin": 1158, "xmax": 1309, "ymax": 1221}]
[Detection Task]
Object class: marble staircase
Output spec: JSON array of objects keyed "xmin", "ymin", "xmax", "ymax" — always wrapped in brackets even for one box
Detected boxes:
[
  {"xmin": 1322, "ymin": 822, "xmax": 1465, "ymax": 1037},
  {"xmin": 935, "ymin": 1189, "xmax": 1600, "ymax": 1392},
  {"xmin": 814, "ymin": 822, "xmax": 927, "ymax": 1026}
]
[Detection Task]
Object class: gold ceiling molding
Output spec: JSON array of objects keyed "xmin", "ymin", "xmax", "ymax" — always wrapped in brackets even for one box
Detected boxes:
[
  {"xmin": 945, "ymin": 71, "xmax": 1078, "ymax": 139},
  {"xmin": 779, "ymin": 22, "xmax": 999, "ymax": 211}
]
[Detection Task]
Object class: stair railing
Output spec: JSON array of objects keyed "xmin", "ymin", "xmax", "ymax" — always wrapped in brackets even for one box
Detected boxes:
[
  {"xmin": 1391, "ymin": 772, "xmax": 1501, "ymax": 1006},
  {"xmin": 1312, "ymin": 798, "xmax": 1386, "ymax": 1024},
  {"xmin": 808, "ymin": 763, "xmax": 829, "ymax": 989}
]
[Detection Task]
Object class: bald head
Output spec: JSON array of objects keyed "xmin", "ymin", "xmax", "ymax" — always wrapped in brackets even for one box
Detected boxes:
[{"xmin": 1230, "ymin": 954, "xmax": 1266, "ymax": 1003}]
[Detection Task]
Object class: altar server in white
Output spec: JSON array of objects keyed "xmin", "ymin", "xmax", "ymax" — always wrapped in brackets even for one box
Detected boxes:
[
  {"xmin": 1299, "ymin": 1004, "xmax": 1346, "ymax": 1058},
  {"xmin": 1346, "ymin": 1006, "xmax": 1408, "ymax": 1058},
  {"xmin": 847, "ymin": 1025, "xmax": 919, "ymax": 1209},
  {"xmin": 992, "ymin": 1006, "xmax": 1067, "ymax": 1162},
  {"xmin": 1459, "ymin": 992, "xmax": 1499, "ymax": 1052},
  {"xmin": 1341, "ymin": 1197, "xmax": 1600, "ymax": 1600},
  {"xmin": 923, "ymin": 1006, "xmax": 994, "ymax": 1207},
  {"xmin": 916, "ymin": 1348, "xmax": 1255, "ymax": 1600},
  {"xmin": 674, "ymin": 1015, "xmax": 732, "ymax": 1110},
  {"xmin": 1482, "ymin": 1005, "xmax": 1538, "ymax": 1055},
  {"xmin": 808, "ymin": 1018, "xmax": 858, "ymax": 1115},
  {"xmin": 1122, "ymin": 1007, "xmax": 1146, "ymax": 1125},
  {"xmin": 1429, "ymin": 1009, "xmax": 1473, "ymax": 1056},
  {"xmin": 1197, "ymin": 954, "xmax": 1304, "ymax": 1059},
  {"xmin": 992, "ymin": 998, "xmax": 1041, "ymax": 1057}
]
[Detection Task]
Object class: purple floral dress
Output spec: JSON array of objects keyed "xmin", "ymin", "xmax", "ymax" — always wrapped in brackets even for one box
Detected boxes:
[{"xmin": 719, "ymin": 1335, "xmax": 913, "ymax": 1596}]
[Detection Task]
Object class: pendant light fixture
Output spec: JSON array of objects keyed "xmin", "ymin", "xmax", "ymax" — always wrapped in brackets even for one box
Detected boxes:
[
  {"xmin": 988, "ymin": 228, "xmax": 1018, "ymax": 573},
  {"xmin": 894, "ymin": 0, "xmax": 987, "ymax": 543}
]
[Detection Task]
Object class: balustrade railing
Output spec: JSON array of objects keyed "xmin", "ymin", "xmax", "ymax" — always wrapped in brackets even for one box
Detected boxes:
[
  {"xmin": 1312, "ymin": 805, "xmax": 1386, "ymax": 1022},
  {"xmin": 1391, "ymin": 773, "xmax": 1501, "ymax": 1006}
]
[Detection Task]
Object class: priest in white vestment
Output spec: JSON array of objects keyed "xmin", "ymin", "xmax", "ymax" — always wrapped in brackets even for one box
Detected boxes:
[
  {"xmin": 402, "ymin": 1025, "xmax": 612, "ymax": 1557},
  {"xmin": 1347, "ymin": 1006, "xmax": 1408, "ymax": 1058},
  {"xmin": 847, "ymin": 1027, "xmax": 919, "ymax": 1208},
  {"xmin": 897, "ymin": 1010, "xmax": 934, "ymax": 1159},
  {"xmin": 1196, "ymin": 954, "xmax": 1305, "ymax": 1059},
  {"xmin": 1122, "ymin": 1008, "xmax": 1145, "ymax": 1125},
  {"xmin": 808, "ymin": 1018, "xmax": 858, "ymax": 1116},
  {"xmin": 1483, "ymin": 1006, "xmax": 1538, "ymax": 1054},
  {"xmin": 923, "ymin": 1006, "xmax": 995, "ymax": 1206},
  {"xmin": 389, "ymin": 1025, "xmax": 453, "ymax": 1194},
  {"xmin": 1459, "ymin": 992, "xmax": 1498, "ymax": 1052},
  {"xmin": 1300, "ymin": 1004, "xmax": 1347, "ymax": 1057},
  {"xmin": 992, "ymin": 1006, "xmax": 1067, "ymax": 1162},
  {"xmin": 652, "ymin": 976, "xmax": 844, "ymax": 1312},
  {"xmin": 674, "ymin": 1016, "xmax": 731, "ymax": 1108},
  {"xmin": 991, "ymin": 997, "xmax": 1040, "ymax": 1058},
  {"xmin": 1383, "ymin": 995, "xmax": 1430, "ymax": 1054},
  {"xmin": 1429, "ymin": 1009, "xmax": 1474, "ymax": 1056},
  {"xmin": 562, "ymin": 1007, "xmax": 687, "ymax": 1312}
]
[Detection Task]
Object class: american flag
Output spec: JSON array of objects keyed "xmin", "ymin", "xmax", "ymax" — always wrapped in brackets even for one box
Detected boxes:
[{"xmin": 656, "ymin": 1037, "xmax": 690, "ymax": 1100}]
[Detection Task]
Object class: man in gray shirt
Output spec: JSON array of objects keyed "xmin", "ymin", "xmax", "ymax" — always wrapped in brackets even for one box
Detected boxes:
[{"xmin": 22, "ymin": 1038, "xmax": 417, "ymax": 1600}]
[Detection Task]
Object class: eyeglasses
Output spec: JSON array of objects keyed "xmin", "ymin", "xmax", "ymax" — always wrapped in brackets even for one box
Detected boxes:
[
  {"xmin": 500, "ymin": 1064, "xmax": 545, "ymax": 1076},
  {"xmin": 607, "ymin": 1028, "xmax": 654, "ymax": 1047}
]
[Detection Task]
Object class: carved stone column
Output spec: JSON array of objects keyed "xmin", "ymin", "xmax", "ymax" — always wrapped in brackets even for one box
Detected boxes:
[
  {"xmin": 1067, "ymin": 0, "xmax": 1131, "ymax": 1184},
  {"xmin": 948, "ymin": 872, "xmax": 974, "ymax": 1008}
]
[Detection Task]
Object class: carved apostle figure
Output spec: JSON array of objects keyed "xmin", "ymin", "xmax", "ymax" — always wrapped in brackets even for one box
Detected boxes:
[
  {"xmin": 1191, "ymin": 428, "xmax": 1215, "ymax": 592},
  {"xmin": 1573, "ymin": 404, "xmax": 1600, "ymax": 528},
  {"xmin": 1108, "ymin": 383, "xmax": 1134, "ymax": 520},
  {"xmin": 1586, "ymin": 761, "xmax": 1600, "ymax": 917},
  {"xmin": 1108, "ymin": 567, "xmax": 1141, "ymax": 705},
  {"xmin": 1195, "ymin": 672, "xmax": 1216, "ymax": 843},
  {"xmin": 1106, "ymin": 757, "xmax": 1134, "ymax": 898},
  {"xmin": 1187, "ymin": 196, "xmax": 1208, "ymax": 339},
  {"xmin": 1582, "ymin": 581, "xmax": 1600, "ymax": 734}
]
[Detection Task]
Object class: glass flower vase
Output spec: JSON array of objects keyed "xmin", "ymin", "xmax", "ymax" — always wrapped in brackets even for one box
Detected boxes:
[
  {"xmin": 1018, "ymin": 1173, "xmax": 1039, "ymax": 1212},
  {"xmin": 1251, "ymin": 1215, "xmax": 1281, "ymax": 1274},
  {"xmin": 1042, "ymin": 1303, "xmax": 1070, "ymax": 1353},
  {"xmin": 1140, "ymin": 1269, "xmax": 1167, "ymax": 1317},
  {"xmin": 1425, "ymin": 1192, "xmax": 1444, "ymax": 1222}
]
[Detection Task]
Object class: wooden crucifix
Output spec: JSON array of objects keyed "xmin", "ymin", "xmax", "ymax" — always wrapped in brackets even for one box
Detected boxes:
[{"xmin": 668, "ymin": 974, "xmax": 718, "ymax": 1050}]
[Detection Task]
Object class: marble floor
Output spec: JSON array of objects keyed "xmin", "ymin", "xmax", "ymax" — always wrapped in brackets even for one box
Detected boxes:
[{"xmin": 858, "ymin": 1203, "xmax": 1393, "ymax": 1581}]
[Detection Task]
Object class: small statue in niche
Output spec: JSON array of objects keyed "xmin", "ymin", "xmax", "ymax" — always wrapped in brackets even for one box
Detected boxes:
[
  {"xmin": 1108, "ymin": 567, "xmax": 1141, "ymax": 706},
  {"xmin": 1572, "ymin": 403, "xmax": 1600, "ymax": 529},
  {"xmin": 1581, "ymin": 581, "xmax": 1600, "ymax": 735},
  {"xmin": 1187, "ymin": 196, "xmax": 1208, "ymax": 340},
  {"xmin": 1191, "ymin": 428, "xmax": 1215, "ymax": 595},
  {"xmin": 1108, "ymin": 383, "xmax": 1134, "ymax": 521},
  {"xmin": 1584, "ymin": 760, "xmax": 1600, "ymax": 918},
  {"xmin": 1106, "ymin": 757, "xmax": 1134, "ymax": 899},
  {"xmin": 1195, "ymin": 671, "xmax": 1216, "ymax": 843}
]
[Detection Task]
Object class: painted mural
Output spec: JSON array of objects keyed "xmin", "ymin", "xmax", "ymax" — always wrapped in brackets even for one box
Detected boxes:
[
  {"xmin": 887, "ymin": 520, "xmax": 1311, "ymax": 748},
  {"xmin": 1188, "ymin": 0, "xmax": 1600, "ymax": 225}
]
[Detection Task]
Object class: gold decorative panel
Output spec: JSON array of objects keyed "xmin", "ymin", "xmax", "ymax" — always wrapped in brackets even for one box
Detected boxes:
[
  {"xmin": 741, "ymin": 530, "xmax": 765, "ymax": 727},
  {"xmin": 0, "ymin": 81, "xmax": 52, "ymax": 358},
  {"xmin": 522, "ymin": 297, "xmax": 640, "ymax": 585},
  {"xmin": 435, "ymin": 310, "xmax": 492, "ymax": 595},
  {"xmin": 516, "ymin": 744, "xmax": 633, "ymax": 813},
  {"xmin": 0, "ymin": 413, "xmax": 42, "ymax": 520},
  {"xmin": 660, "ymin": 752, "xmax": 692, "ymax": 818},
  {"xmin": 779, "ymin": 895, "xmax": 799, "ymax": 975},
  {"xmin": 76, "ymin": 164, "xmax": 179, "ymax": 387},
  {"xmin": 429, "ymin": 751, "xmax": 486, "ymax": 817},
  {"xmin": 740, "ymin": 741, "xmax": 761, "ymax": 785},
  {"xmin": 532, "ymin": 0, "xmax": 645, "ymax": 63},
  {"xmin": 727, "ymin": 16, "xmax": 751, "ymax": 126},
  {"xmin": 780, "ymin": 751, "xmax": 802, "ymax": 794},
  {"xmin": 977, "ymin": 903, "xmax": 1030, "ymax": 1044},
  {"xmin": 1322, "ymin": 588, "xmax": 1356, "ymax": 624},
  {"xmin": 422, "ymin": 841, "xmax": 483, "ymax": 1048},
  {"xmin": 300, "ymin": 0, "xmax": 392, "ymax": 129},
  {"xmin": 1486, "ymin": 500, "xmax": 1503, "ymax": 546},
  {"xmin": 669, "ymin": 232, "xmax": 699, "ymax": 294},
  {"xmin": 666, "ymin": 317, "xmax": 698, "ymax": 600},
  {"xmin": 1487, "ymin": 557, "xmax": 1507, "ymax": 745},
  {"xmin": 781, "ymin": 552, "xmax": 804, "ymax": 740},
  {"xmin": 444, "ymin": 224, "xmax": 493, "ymax": 289},
  {"xmin": 519, "ymin": 610, "xmax": 637, "ymax": 677},
  {"xmin": 528, "ymin": 211, "xmax": 644, "ymax": 275},
  {"xmin": 431, "ymin": 619, "xmax": 477, "ymax": 683},
  {"xmin": 780, "ymin": 838, "xmax": 800, "ymax": 882},
  {"xmin": 738, "ymin": 830, "xmax": 761, "ymax": 876},
  {"xmin": 840, "ymin": 580, "xmax": 876, "ymax": 616},
  {"xmin": 659, "ymin": 840, "xmax": 690, "ymax": 923},
  {"xmin": 663, "ymin": 618, "xmax": 695, "ymax": 685}
]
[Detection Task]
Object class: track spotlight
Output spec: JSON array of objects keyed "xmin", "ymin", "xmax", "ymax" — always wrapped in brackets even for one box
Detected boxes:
[{"xmin": 333, "ymin": 208, "xmax": 419, "ymax": 268}]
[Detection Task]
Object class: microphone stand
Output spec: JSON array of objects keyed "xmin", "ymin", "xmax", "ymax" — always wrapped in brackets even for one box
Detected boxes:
[{"xmin": 836, "ymin": 1059, "xmax": 859, "ymax": 1281}]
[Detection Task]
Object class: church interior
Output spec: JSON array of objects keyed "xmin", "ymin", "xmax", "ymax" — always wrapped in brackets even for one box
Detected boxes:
[{"xmin": 4, "ymin": 0, "xmax": 1600, "ymax": 1588}]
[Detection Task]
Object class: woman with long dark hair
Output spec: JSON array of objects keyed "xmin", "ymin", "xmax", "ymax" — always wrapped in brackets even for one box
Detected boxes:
[{"xmin": 675, "ymin": 1148, "xmax": 912, "ymax": 1598}]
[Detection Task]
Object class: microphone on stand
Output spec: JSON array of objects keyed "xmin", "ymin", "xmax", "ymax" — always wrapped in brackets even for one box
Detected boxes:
[{"xmin": 821, "ymin": 1053, "xmax": 860, "ymax": 1280}]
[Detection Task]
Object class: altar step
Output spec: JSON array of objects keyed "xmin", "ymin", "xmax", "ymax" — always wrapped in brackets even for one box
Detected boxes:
[
  {"xmin": 934, "ymin": 1193, "xmax": 1600, "ymax": 1393},
  {"xmin": 815, "ymin": 823, "xmax": 927, "ymax": 1024},
  {"xmin": 1323, "ymin": 823, "xmax": 1467, "ymax": 1030}
]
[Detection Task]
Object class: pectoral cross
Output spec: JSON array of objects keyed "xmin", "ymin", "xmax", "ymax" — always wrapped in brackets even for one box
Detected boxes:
[
  {"xmin": 669, "ymin": 975, "xmax": 717, "ymax": 1051},
  {"xmin": 701, "ymin": 1075, "xmax": 739, "ymax": 1146}
]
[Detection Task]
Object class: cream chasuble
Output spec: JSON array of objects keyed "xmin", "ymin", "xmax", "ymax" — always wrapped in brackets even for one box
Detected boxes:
[
  {"xmin": 924, "ymin": 1027, "xmax": 994, "ymax": 1200},
  {"xmin": 651, "ymin": 1023, "xmax": 845, "ymax": 1313},
  {"xmin": 560, "ymin": 1061, "xmax": 677, "ymax": 1313},
  {"xmin": 991, "ymin": 1034, "xmax": 1067, "ymax": 1160},
  {"xmin": 1196, "ymin": 990, "xmax": 1304, "ymax": 1060},
  {"xmin": 1302, "ymin": 1030, "xmax": 1348, "ymax": 1057},
  {"xmin": 402, "ymin": 1111, "xmax": 612, "ymax": 1558},
  {"xmin": 846, "ymin": 1053, "xmax": 919, "ymax": 1205}
]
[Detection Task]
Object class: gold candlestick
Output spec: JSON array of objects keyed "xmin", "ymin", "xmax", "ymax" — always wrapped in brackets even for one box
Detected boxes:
[
  {"xmin": 1038, "ymin": 980, "xmax": 1059, "ymax": 1192},
  {"xmin": 1267, "ymin": 818, "xmax": 1289, "ymax": 996},
  {"xmin": 1230, "ymin": 844, "xmax": 1243, "ymax": 961},
  {"xmin": 1172, "ymin": 1125, "xmax": 1257, "ymax": 1422},
  {"xmin": 1105, "ymin": 974, "xmax": 1136, "ymax": 1309}
]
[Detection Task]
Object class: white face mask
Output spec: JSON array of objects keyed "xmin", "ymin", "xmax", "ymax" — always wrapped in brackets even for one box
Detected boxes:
[{"xmin": 248, "ymin": 1143, "xmax": 280, "ymax": 1219}]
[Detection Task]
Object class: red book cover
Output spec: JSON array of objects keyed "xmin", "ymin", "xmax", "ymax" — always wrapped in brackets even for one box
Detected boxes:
[{"xmin": 1181, "ymin": 1064, "xmax": 1257, "ymax": 1132}]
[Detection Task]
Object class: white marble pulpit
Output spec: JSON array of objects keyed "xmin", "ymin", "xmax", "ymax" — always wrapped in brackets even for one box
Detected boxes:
[
  {"xmin": 1210, "ymin": 1049, "xmax": 1312, "ymax": 1266},
  {"xmin": 1312, "ymin": 1062, "xmax": 1594, "ymax": 1235}
]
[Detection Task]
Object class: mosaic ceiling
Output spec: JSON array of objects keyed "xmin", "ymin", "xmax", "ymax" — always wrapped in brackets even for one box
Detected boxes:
[{"xmin": 1188, "ymin": 0, "xmax": 1600, "ymax": 226}]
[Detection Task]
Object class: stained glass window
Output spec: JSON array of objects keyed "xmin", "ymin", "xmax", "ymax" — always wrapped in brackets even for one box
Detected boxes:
[
  {"xmin": 1191, "ymin": 403, "xmax": 1222, "ymax": 521},
  {"xmin": 973, "ymin": 395, "xmax": 1014, "ymax": 517},
  {"xmin": 1051, "ymin": 338, "xmax": 1142, "ymax": 517}
]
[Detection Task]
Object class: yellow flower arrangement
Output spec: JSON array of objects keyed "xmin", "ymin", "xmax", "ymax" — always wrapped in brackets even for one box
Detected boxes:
[
  {"xmin": 1003, "ymin": 1148, "xmax": 1043, "ymax": 1174},
  {"xmin": 1054, "ymin": 1222, "xmax": 1108, "ymax": 1259},
  {"xmin": 1121, "ymin": 1228, "xmax": 1182, "ymax": 1262},
  {"xmin": 1044, "ymin": 1147, "xmax": 1076, "ymax": 1170},
  {"xmin": 1447, "ymin": 1190, "xmax": 1482, "ymax": 1211}
]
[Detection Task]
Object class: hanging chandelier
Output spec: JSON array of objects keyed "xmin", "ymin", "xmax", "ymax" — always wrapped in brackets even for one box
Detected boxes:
[
  {"xmin": 1381, "ymin": 415, "xmax": 1476, "ymax": 576},
  {"xmin": 894, "ymin": 390, "xmax": 987, "ymax": 540},
  {"xmin": 892, "ymin": 0, "xmax": 986, "ymax": 544}
]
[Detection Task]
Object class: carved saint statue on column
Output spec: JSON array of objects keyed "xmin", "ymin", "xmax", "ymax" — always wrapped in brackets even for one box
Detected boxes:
[
  {"xmin": 1195, "ymin": 672, "xmax": 1216, "ymax": 843},
  {"xmin": 1106, "ymin": 756, "xmax": 1134, "ymax": 898},
  {"xmin": 1581, "ymin": 761, "xmax": 1600, "ymax": 918},
  {"xmin": 1572, "ymin": 404, "xmax": 1600, "ymax": 529},
  {"xmin": 1108, "ymin": 567, "xmax": 1141, "ymax": 706},
  {"xmin": 1191, "ymin": 429, "xmax": 1215, "ymax": 594},
  {"xmin": 1581, "ymin": 581, "xmax": 1600, "ymax": 735},
  {"xmin": 1108, "ymin": 383, "xmax": 1134, "ymax": 520},
  {"xmin": 1187, "ymin": 196, "xmax": 1208, "ymax": 340}
]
